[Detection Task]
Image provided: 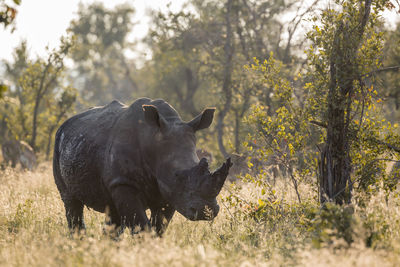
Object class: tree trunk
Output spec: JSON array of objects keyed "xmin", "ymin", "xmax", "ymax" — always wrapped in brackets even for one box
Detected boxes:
[
  {"xmin": 30, "ymin": 95, "xmax": 41, "ymax": 151},
  {"xmin": 319, "ymin": 23, "xmax": 352, "ymax": 204},
  {"xmin": 234, "ymin": 110, "xmax": 240, "ymax": 153},
  {"xmin": 183, "ymin": 67, "xmax": 200, "ymax": 117},
  {"xmin": 217, "ymin": 0, "xmax": 234, "ymax": 158},
  {"xmin": 46, "ymin": 126, "xmax": 56, "ymax": 160},
  {"xmin": 319, "ymin": 0, "xmax": 372, "ymax": 204},
  {"xmin": 319, "ymin": 94, "xmax": 352, "ymax": 204}
]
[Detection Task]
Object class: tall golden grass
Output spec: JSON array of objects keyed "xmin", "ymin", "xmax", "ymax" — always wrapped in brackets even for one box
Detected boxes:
[{"xmin": 0, "ymin": 163, "xmax": 399, "ymax": 266}]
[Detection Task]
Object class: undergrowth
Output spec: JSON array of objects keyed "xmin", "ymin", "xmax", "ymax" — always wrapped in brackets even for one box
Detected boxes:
[{"xmin": 0, "ymin": 163, "xmax": 400, "ymax": 266}]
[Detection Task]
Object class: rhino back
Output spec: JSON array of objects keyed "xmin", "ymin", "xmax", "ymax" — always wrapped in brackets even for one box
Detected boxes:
[{"xmin": 54, "ymin": 100, "xmax": 126, "ymax": 211}]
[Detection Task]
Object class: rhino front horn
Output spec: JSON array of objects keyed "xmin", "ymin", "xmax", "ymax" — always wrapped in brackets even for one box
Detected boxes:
[{"xmin": 209, "ymin": 158, "xmax": 232, "ymax": 196}]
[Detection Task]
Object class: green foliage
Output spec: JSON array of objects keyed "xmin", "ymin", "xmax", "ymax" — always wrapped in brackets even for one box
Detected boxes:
[
  {"xmin": 243, "ymin": 55, "xmax": 319, "ymax": 203},
  {"xmin": 0, "ymin": 0, "xmax": 20, "ymax": 30},
  {"xmin": 308, "ymin": 203, "xmax": 356, "ymax": 248},
  {"xmin": 225, "ymin": 1, "xmax": 400, "ymax": 254},
  {"xmin": 379, "ymin": 21, "xmax": 400, "ymax": 122},
  {"xmin": 222, "ymin": 171, "xmax": 318, "ymax": 244},
  {"xmin": 242, "ymin": 0, "xmax": 400, "ymax": 207},
  {"xmin": 224, "ymin": 172, "xmax": 400, "ymax": 251},
  {"xmin": 0, "ymin": 83, "xmax": 7, "ymax": 98},
  {"xmin": 305, "ymin": 0, "xmax": 388, "ymax": 125},
  {"xmin": 7, "ymin": 198, "xmax": 34, "ymax": 233},
  {"xmin": 68, "ymin": 2, "xmax": 137, "ymax": 106},
  {"xmin": 2, "ymin": 37, "xmax": 76, "ymax": 155},
  {"xmin": 146, "ymin": 8, "xmax": 209, "ymax": 118},
  {"xmin": 144, "ymin": 0, "xmax": 314, "ymax": 156},
  {"xmin": 17, "ymin": 37, "xmax": 73, "ymax": 150},
  {"xmin": 307, "ymin": 187, "xmax": 398, "ymax": 249}
]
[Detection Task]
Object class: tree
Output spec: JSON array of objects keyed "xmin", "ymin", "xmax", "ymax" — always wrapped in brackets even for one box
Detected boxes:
[
  {"xmin": 197, "ymin": 0, "xmax": 319, "ymax": 156},
  {"xmin": 306, "ymin": 0, "xmax": 399, "ymax": 204},
  {"xmin": 147, "ymin": 0, "xmax": 317, "ymax": 157},
  {"xmin": 2, "ymin": 37, "xmax": 76, "ymax": 155},
  {"xmin": 0, "ymin": 0, "xmax": 20, "ymax": 29},
  {"xmin": 379, "ymin": 21, "xmax": 400, "ymax": 121},
  {"xmin": 244, "ymin": 0, "xmax": 400, "ymax": 205},
  {"xmin": 145, "ymin": 6, "xmax": 222, "ymax": 119},
  {"xmin": 44, "ymin": 87, "xmax": 77, "ymax": 159},
  {"xmin": 1, "ymin": 41, "xmax": 29, "ymax": 142},
  {"xmin": 68, "ymin": 2, "xmax": 138, "ymax": 106},
  {"xmin": 0, "ymin": 0, "xmax": 22, "ymax": 98},
  {"xmin": 18, "ymin": 37, "xmax": 73, "ymax": 150}
]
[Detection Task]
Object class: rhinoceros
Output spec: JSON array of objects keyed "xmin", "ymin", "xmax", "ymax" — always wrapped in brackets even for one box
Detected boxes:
[{"xmin": 53, "ymin": 98, "xmax": 231, "ymax": 235}]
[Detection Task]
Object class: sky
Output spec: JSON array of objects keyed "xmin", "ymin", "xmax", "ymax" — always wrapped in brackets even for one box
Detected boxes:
[
  {"xmin": 0, "ymin": 0, "xmax": 186, "ymax": 62},
  {"xmin": 0, "ymin": 0, "xmax": 398, "ymax": 64}
]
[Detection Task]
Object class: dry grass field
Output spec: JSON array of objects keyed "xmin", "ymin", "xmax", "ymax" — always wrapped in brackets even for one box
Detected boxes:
[{"xmin": 1, "ymin": 163, "xmax": 400, "ymax": 266}]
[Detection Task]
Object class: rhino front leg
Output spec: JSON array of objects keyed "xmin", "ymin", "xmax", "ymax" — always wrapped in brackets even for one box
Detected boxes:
[
  {"xmin": 150, "ymin": 205, "xmax": 175, "ymax": 236},
  {"xmin": 104, "ymin": 204, "xmax": 124, "ymax": 238},
  {"xmin": 110, "ymin": 185, "xmax": 150, "ymax": 234}
]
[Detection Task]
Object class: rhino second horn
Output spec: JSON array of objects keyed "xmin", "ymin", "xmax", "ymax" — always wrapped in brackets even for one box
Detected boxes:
[
  {"xmin": 209, "ymin": 158, "xmax": 232, "ymax": 196},
  {"xmin": 199, "ymin": 157, "xmax": 209, "ymax": 170}
]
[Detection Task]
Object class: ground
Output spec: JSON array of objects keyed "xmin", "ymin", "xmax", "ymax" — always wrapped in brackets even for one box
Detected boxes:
[{"xmin": 0, "ymin": 163, "xmax": 399, "ymax": 266}]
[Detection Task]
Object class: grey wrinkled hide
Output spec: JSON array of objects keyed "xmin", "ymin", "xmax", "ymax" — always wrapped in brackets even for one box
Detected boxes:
[{"xmin": 53, "ymin": 98, "xmax": 231, "ymax": 236}]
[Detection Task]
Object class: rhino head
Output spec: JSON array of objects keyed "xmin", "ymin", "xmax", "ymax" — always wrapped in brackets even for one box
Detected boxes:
[{"xmin": 142, "ymin": 104, "xmax": 232, "ymax": 221}]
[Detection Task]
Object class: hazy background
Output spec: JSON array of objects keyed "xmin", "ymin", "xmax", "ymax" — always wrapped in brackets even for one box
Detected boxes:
[
  {"xmin": 2, "ymin": 0, "xmax": 397, "ymax": 62},
  {"xmin": 0, "ymin": 0, "xmax": 187, "ymax": 61}
]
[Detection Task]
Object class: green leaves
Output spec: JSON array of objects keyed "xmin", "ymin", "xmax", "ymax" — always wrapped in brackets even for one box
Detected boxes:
[
  {"xmin": 244, "ymin": 54, "xmax": 317, "ymax": 205},
  {"xmin": 0, "ymin": 83, "xmax": 7, "ymax": 98},
  {"xmin": 68, "ymin": 2, "xmax": 136, "ymax": 105},
  {"xmin": 2, "ymin": 36, "xmax": 76, "ymax": 154},
  {"xmin": 237, "ymin": 0, "xmax": 400, "ymax": 209},
  {"xmin": 0, "ymin": 0, "xmax": 20, "ymax": 29}
]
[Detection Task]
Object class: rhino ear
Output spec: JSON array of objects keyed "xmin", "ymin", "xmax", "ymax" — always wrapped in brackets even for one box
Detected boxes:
[
  {"xmin": 142, "ymin": 105, "xmax": 168, "ymax": 130},
  {"xmin": 188, "ymin": 108, "xmax": 215, "ymax": 131}
]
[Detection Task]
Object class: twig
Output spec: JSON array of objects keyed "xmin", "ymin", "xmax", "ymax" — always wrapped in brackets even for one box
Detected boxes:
[
  {"xmin": 362, "ymin": 66, "xmax": 400, "ymax": 77},
  {"xmin": 309, "ymin": 120, "xmax": 327, "ymax": 128},
  {"xmin": 372, "ymin": 139, "xmax": 400, "ymax": 154}
]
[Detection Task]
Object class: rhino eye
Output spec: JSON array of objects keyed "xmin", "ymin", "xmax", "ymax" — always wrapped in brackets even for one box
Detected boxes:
[{"xmin": 175, "ymin": 171, "xmax": 186, "ymax": 182}]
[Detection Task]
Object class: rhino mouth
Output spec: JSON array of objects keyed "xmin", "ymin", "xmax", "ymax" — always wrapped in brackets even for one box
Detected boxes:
[
  {"xmin": 171, "ymin": 158, "xmax": 231, "ymax": 221},
  {"xmin": 186, "ymin": 204, "xmax": 220, "ymax": 221}
]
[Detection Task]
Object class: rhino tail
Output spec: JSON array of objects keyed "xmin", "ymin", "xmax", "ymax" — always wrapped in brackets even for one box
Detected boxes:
[{"xmin": 53, "ymin": 127, "xmax": 67, "ymax": 194}]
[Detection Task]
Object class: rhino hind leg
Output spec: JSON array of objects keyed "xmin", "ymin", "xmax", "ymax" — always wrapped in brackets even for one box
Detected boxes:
[{"xmin": 64, "ymin": 198, "xmax": 86, "ymax": 233}]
